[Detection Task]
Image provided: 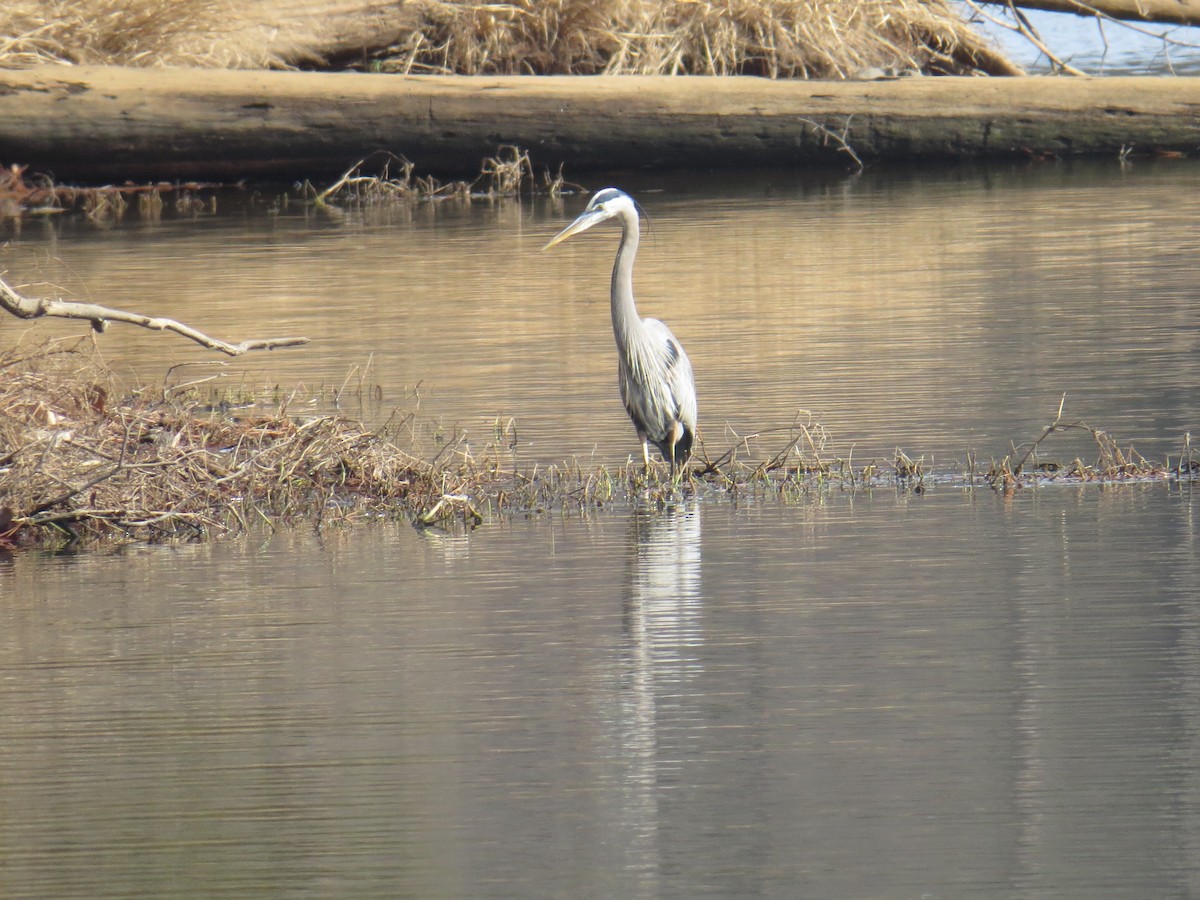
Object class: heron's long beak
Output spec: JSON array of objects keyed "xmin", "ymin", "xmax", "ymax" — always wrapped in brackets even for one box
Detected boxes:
[{"xmin": 543, "ymin": 208, "xmax": 608, "ymax": 250}]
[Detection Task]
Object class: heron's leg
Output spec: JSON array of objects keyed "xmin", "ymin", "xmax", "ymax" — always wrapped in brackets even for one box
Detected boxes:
[{"xmin": 641, "ymin": 440, "xmax": 651, "ymax": 472}]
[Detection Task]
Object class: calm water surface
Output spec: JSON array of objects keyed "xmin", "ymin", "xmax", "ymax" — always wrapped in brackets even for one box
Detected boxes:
[
  {"xmin": 3, "ymin": 164, "xmax": 1200, "ymax": 896},
  {"xmin": 960, "ymin": 2, "xmax": 1200, "ymax": 74},
  {"xmin": 3, "ymin": 487, "xmax": 1199, "ymax": 896},
  {"xmin": 5, "ymin": 162, "xmax": 1200, "ymax": 469}
]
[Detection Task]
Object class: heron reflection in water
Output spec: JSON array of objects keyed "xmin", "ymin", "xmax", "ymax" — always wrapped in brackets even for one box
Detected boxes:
[{"xmin": 544, "ymin": 188, "xmax": 697, "ymax": 478}]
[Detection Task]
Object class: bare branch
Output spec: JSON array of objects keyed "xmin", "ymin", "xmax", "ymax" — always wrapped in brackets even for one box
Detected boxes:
[
  {"xmin": 0, "ymin": 271, "xmax": 309, "ymax": 356},
  {"xmin": 973, "ymin": 0, "xmax": 1200, "ymax": 27},
  {"xmin": 1004, "ymin": 1, "xmax": 1091, "ymax": 75},
  {"xmin": 965, "ymin": 0, "xmax": 1200, "ymax": 75},
  {"xmin": 798, "ymin": 116, "xmax": 865, "ymax": 172}
]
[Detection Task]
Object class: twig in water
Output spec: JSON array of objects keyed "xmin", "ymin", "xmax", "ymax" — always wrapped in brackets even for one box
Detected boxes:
[
  {"xmin": 798, "ymin": 116, "xmax": 864, "ymax": 172},
  {"xmin": 418, "ymin": 493, "xmax": 482, "ymax": 527},
  {"xmin": 988, "ymin": 393, "xmax": 1160, "ymax": 487}
]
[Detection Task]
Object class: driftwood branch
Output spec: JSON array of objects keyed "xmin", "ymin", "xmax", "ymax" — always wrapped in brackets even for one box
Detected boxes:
[
  {"xmin": 979, "ymin": 0, "xmax": 1200, "ymax": 26},
  {"xmin": 983, "ymin": 0, "xmax": 1091, "ymax": 75},
  {"xmin": 0, "ymin": 272, "xmax": 309, "ymax": 356}
]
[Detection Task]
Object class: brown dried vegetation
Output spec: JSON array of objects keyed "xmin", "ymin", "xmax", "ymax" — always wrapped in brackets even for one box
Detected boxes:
[
  {"xmin": 984, "ymin": 395, "xmax": 1197, "ymax": 489},
  {"xmin": 0, "ymin": 0, "xmax": 230, "ymax": 68},
  {"xmin": 0, "ymin": 164, "xmax": 218, "ymax": 221},
  {"xmin": 0, "ymin": 0, "xmax": 1015, "ymax": 77},
  {"xmin": 0, "ymin": 339, "xmax": 446, "ymax": 546},
  {"xmin": 1, "ymin": 346, "xmax": 1191, "ymax": 549}
]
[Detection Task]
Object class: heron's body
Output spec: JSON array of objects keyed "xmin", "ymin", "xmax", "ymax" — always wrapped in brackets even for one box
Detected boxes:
[{"xmin": 545, "ymin": 188, "xmax": 697, "ymax": 475}]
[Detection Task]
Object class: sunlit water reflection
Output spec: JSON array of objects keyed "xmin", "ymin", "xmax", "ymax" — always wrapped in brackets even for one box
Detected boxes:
[
  {"xmin": 3, "ymin": 163, "xmax": 1200, "ymax": 896},
  {"xmin": 4, "ymin": 162, "xmax": 1200, "ymax": 472},
  {"xmin": 2, "ymin": 486, "xmax": 1199, "ymax": 896}
]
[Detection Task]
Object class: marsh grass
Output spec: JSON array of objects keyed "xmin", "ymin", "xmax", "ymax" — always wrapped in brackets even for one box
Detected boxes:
[
  {"xmin": 0, "ymin": 0, "xmax": 1017, "ymax": 77},
  {"xmin": 985, "ymin": 395, "xmax": 1188, "ymax": 488},
  {"xmin": 308, "ymin": 148, "xmax": 575, "ymax": 210},
  {"xmin": 0, "ymin": 343, "xmax": 1191, "ymax": 549},
  {"xmin": 2, "ymin": 148, "xmax": 569, "ymax": 219},
  {"xmin": 0, "ymin": 164, "xmax": 218, "ymax": 221},
  {"xmin": 0, "ymin": 338, "xmax": 453, "ymax": 545}
]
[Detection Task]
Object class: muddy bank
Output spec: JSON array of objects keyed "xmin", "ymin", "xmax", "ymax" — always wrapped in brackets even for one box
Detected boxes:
[{"xmin": 1, "ymin": 65, "xmax": 1198, "ymax": 181}]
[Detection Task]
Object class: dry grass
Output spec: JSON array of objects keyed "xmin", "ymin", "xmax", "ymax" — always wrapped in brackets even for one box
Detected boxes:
[
  {"xmin": 0, "ymin": 338, "xmax": 451, "ymax": 545},
  {"xmin": 0, "ymin": 0, "xmax": 1016, "ymax": 77},
  {"xmin": 983, "ymin": 396, "xmax": 1194, "ymax": 489},
  {"xmin": 307, "ymin": 147, "xmax": 574, "ymax": 208},
  {"xmin": 0, "ymin": 340, "xmax": 891, "ymax": 547},
  {"xmin": 381, "ymin": 0, "xmax": 1014, "ymax": 77},
  {"xmin": 3, "ymin": 343, "xmax": 1190, "ymax": 548},
  {"xmin": 0, "ymin": 0, "xmax": 230, "ymax": 68},
  {"xmin": 0, "ymin": 147, "xmax": 571, "ymax": 219}
]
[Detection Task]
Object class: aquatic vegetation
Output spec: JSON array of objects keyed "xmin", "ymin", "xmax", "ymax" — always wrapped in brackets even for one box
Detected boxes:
[
  {"xmin": 307, "ymin": 147, "xmax": 572, "ymax": 209},
  {"xmin": 0, "ymin": 339, "xmax": 437, "ymax": 545},
  {"xmin": 0, "ymin": 148, "xmax": 568, "ymax": 219},
  {"xmin": 0, "ymin": 163, "xmax": 219, "ymax": 221},
  {"xmin": 0, "ymin": 341, "xmax": 1191, "ymax": 549},
  {"xmin": 985, "ymin": 394, "xmax": 1197, "ymax": 488}
]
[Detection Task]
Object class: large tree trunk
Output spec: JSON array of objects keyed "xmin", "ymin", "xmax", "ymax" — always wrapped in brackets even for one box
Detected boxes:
[
  {"xmin": 1, "ymin": 66, "xmax": 1197, "ymax": 181},
  {"xmin": 983, "ymin": 0, "xmax": 1200, "ymax": 26}
]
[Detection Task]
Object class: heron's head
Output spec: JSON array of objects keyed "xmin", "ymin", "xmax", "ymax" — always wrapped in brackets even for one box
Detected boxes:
[{"xmin": 543, "ymin": 188, "xmax": 636, "ymax": 250}]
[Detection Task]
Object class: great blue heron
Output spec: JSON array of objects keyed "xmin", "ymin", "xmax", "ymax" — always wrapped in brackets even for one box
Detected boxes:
[{"xmin": 544, "ymin": 188, "xmax": 697, "ymax": 477}]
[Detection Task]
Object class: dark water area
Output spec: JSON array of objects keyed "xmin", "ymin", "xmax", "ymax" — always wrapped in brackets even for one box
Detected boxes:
[{"xmin": 2, "ymin": 160, "xmax": 1200, "ymax": 896}]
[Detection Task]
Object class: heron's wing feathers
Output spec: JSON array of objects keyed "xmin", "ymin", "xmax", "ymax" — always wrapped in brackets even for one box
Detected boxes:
[{"xmin": 620, "ymin": 318, "xmax": 697, "ymax": 455}]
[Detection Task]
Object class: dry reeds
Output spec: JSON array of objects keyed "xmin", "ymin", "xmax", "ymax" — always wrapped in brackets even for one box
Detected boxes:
[
  {"xmin": 308, "ymin": 146, "xmax": 566, "ymax": 208},
  {"xmin": 3, "ymin": 342, "xmax": 1190, "ymax": 548},
  {"xmin": 0, "ymin": 338, "xmax": 450, "ymax": 545},
  {"xmin": 1, "ymin": 147, "xmax": 568, "ymax": 219},
  {"xmin": 0, "ymin": 339, "xmax": 885, "ymax": 547},
  {"xmin": 0, "ymin": 163, "xmax": 218, "ymax": 220},
  {"xmin": 0, "ymin": 0, "xmax": 230, "ymax": 68},
  {"xmin": 344, "ymin": 0, "xmax": 1017, "ymax": 77},
  {"xmin": 0, "ymin": 0, "xmax": 1016, "ymax": 77},
  {"xmin": 984, "ymin": 394, "xmax": 1186, "ymax": 489}
]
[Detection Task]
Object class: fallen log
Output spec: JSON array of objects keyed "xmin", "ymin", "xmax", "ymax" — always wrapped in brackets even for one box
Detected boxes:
[
  {"xmin": 981, "ymin": 0, "xmax": 1200, "ymax": 26},
  {"xmin": 1, "ymin": 65, "xmax": 1198, "ymax": 181}
]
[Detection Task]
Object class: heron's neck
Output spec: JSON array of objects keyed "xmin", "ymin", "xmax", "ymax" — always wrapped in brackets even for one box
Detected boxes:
[{"xmin": 610, "ymin": 213, "xmax": 641, "ymax": 348}]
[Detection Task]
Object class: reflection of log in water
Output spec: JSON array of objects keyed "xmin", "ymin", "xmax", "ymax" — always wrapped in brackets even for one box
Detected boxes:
[{"xmin": 604, "ymin": 501, "xmax": 703, "ymax": 892}]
